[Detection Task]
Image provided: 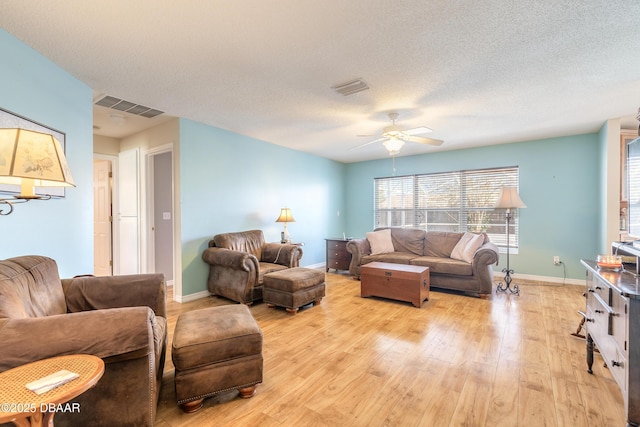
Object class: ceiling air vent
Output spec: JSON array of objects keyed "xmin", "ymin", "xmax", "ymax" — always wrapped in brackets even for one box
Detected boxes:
[
  {"xmin": 331, "ymin": 78, "xmax": 370, "ymax": 96},
  {"xmin": 94, "ymin": 95, "xmax": 164, "ymax": 118}
]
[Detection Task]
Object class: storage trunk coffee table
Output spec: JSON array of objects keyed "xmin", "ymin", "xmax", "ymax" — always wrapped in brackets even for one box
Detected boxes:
[{"xmin": 360, "ymin": 262, "xmax": 430, "ymax": 308}]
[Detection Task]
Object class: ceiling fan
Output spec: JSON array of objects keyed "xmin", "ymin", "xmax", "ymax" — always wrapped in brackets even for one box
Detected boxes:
[{"xmin": 355, "ymin": 112, "xmax": 443, "ymax": 156}]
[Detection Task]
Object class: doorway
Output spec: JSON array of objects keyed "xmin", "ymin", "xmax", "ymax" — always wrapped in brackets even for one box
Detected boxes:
[
  {"xmin": 93, "ymin": 156, "xmax": 115, "ymax": 276},
  {"xmin": 146, "ymin": 147, "xmax": 174, "ymax": 286},
  {"xmin": 93, "ymin": 147, "xmax": 175, "ymax": 289}
]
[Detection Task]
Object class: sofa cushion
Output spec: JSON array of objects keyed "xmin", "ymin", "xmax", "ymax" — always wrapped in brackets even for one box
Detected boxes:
[
  {"xmin": 361, "ymin": 252, "xmax": 416, "ymax": 265},
  {"xmin": 424, "ymin": 231, "xmax": 465, "ymax": 258},
  {"xmin": 257, "ymin": 262, "xmax": 288, "ymax": 284},
  {"xmin": 0, "ymin": 256, "xmax": 66, "ymax": 319},
  {"xmin": 410, "ymin": 256, "xmax": 473, "ymax": 276},
  {"xmin": 450, "ymin": 232, "xmax": 484, "ymax": 263},
  {"xmin": 386, "ymin": 227, "xmax": 426, "ymax": 255},
  {"xmin": 366, "ymin": 229, "xmax": 394, "ymax": 255},
  {"xmin": 213, "ymin": 230, "xmax": 265, "ymax": 260}
]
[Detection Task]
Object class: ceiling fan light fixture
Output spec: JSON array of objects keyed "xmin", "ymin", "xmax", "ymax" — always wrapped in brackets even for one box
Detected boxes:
[{"xmin": 383, "ymin": 137, "xmax": 404, "ymax": 156}]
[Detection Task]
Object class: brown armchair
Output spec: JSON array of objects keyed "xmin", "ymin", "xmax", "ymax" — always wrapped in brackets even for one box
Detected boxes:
[
  {"xmin": 202, "ymin": 230, "xmax": 303, "ymax": 304},
  {"xmin": 0, "ymin": 255, "xmax": 167, "ymax": 427}
]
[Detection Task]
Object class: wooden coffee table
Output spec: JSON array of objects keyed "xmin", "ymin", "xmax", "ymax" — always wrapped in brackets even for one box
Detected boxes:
[
  {"xmin": 0, "ymin": 354, "xmax": 104, "ymax": 427},
  {"xmin": 360, "ymin": 262, "xmax": 430, "ymax": 308}
]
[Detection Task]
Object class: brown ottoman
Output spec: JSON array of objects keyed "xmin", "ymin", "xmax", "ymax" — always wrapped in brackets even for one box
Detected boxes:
[
  {"xmin": 171, "ymin": 305, "xmax": 263, "ymax": 413},
  {"xmin": 263, "ymin": 267, "xmax": 325, "ymax": 315}
]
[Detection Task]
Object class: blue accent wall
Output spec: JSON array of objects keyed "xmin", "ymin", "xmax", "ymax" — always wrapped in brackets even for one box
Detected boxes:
[
  {"xmin": 179, "ymin": 119, "xmax": 346, "ymax": 295},
  {"xmin": 0, "ymin": 29, "xmax": 94, "ymax": 278},
  {"xmin": 344, "ymin": 134, "xmax": 600, "ymax": 280}
]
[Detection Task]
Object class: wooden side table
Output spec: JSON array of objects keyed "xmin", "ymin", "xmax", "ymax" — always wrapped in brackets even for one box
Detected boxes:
[
  {"xmin": 0, "ymin": 354, "xmax": 104, "ymax": 427},
  {"xmin": 325, "ymin": 238, "xmax": 352, "ymax": 272}
]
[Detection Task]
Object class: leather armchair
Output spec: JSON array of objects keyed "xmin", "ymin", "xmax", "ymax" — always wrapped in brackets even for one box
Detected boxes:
[
  {"xmin": 0, "ymin": 256, "xmax": 167, "ymax": 427},
  {"xmin": 202, "ymin": 230, "xmax": 303, "ymax": 304}
]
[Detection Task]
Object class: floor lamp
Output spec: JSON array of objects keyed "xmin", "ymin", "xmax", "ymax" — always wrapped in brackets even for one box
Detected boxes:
[{"xmin": 495, "ymin": 186, "xmax": 526, "ymax": 295}]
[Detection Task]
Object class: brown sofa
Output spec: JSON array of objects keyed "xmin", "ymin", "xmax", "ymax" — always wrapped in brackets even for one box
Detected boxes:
[
  {"xmin": 347, "ymin": 228, "xmax": 500, "ymax": 298},
  {"xmin": 202, "ymin": 230, "xmax": 303, "ymax": 304},
  {"xmin": 0, "ymin": 255, "xmax": 167, "ymax": 427}
]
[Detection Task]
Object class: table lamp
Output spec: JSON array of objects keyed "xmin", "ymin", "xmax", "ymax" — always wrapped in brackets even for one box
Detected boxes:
[{"xmin": 275, "ymin": 207, "xmax": 295, "ymax": 243}]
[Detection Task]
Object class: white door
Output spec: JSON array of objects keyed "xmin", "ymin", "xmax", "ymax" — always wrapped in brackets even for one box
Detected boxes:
[
  {"xmin": 117, "ymin": 148, "xmax": 140, "ymax": 274},
  {"xmin": 93, "ymin": 158, "xmax": 112, "ymax": 276}
]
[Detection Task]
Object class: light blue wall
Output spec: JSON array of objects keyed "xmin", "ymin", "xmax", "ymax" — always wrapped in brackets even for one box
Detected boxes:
[
  {"xmin": 179, "ymin": 119, "xmax": 346, "ymax": 296},
  {"xmin": 344, "ymin": 134, "xmax": 600, "ymax": 280},
  {"xmin": 0, "ymin": 29, "xmax": 94, "ymax": 278},
  {"xmin": 0, "ymin": 27, "xmax": 607, "ymax": 286},
  {"xmin": 597, "ymin": 122, "xmax": 609, "ymax": 253}
]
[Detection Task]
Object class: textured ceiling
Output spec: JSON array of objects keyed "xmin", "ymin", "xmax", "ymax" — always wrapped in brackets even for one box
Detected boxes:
[{"xmin": 1, "ymin": 1, "xmax": 639, "ymax": 163}]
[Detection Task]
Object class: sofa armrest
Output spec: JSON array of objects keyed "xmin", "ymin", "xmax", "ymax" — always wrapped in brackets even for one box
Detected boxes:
[
  {"xmin": 61, "ymin": 273, "xmax": 166, "ymax": 318},
  {"xmin": 262, "ymin": 243, "xmax": 303, "ymax": 267},
  {"xmin": 0, "ymin": 306, "xmax": 157, "ymax": 372},
  {"xmin": 346, "ymin": 238, "xmax": 371, "ymax": 276},
  {"xmin": 473, "ymin": 242, "xmax": 500, "ymax": 266},
  {"xmin": 202, "ymin": 247, "xmax": 259, "ymax": 271}
]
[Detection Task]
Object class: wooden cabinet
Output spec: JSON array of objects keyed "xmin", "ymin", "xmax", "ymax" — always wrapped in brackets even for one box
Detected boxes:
[
  {"xmin": 582, "ymin": 260, "xmax": 640, "ymax": 426},
  {"xmin": 325, "ymin": 238, "xmax": 351, "ymax": 272}
]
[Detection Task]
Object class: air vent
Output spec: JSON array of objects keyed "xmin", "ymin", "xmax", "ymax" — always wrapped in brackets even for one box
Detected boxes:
[
  {"xmin": 331, "ymin": 78, "xmax": 370, "ymax": 96},
  {"xmin": 94, "ymin": 95, "xmax": 164, "ymax": 118}
]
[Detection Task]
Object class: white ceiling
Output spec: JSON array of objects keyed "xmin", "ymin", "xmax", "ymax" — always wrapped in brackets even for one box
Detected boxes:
[{"xmin": 1, "ymin": 1, "xmax": 639, "ymax": 163}]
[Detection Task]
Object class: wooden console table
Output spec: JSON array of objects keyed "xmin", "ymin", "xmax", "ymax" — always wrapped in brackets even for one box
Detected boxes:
[
  {"xmin": 0, "ymin": 354, "xmax": 104, "ymax": 427},
  {"xmin": 581, "ymin": 259, "xmax": 640, "ymax": 427}
]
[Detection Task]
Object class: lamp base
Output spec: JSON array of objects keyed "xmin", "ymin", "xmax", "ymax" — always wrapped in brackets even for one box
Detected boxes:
[{"xmin": 496, "ymin": 268, "xmax": 519, "ymax": 295}]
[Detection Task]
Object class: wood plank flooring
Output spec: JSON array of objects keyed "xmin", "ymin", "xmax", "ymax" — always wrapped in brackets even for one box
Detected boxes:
[{"xmin": 154, "ymin": 273, "xmax": 625, "ymax": 426}]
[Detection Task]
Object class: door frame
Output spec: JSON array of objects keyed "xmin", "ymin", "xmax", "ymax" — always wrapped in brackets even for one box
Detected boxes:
[
  {"xmin": 143, "ymin": 143, "xmax": 177, "ymax": 291},
  {"xmin": 93, "ymin": 153, "xmax": 118, "ymax": 275}
]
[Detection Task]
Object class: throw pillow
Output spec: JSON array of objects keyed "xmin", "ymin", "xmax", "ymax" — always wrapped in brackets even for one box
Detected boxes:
[
  {"xmin": 450, "ymin": 232, "xmax": 484, "ymax": 263},
  {"xmin": 366, "ymin": 229, "xmax": 395, "ymax": 255}
]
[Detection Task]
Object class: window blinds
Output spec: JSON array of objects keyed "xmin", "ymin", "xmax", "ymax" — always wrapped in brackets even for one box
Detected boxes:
[{"xmin": 374, "ymin": 167, "xmax": 519, "ymax": 248}]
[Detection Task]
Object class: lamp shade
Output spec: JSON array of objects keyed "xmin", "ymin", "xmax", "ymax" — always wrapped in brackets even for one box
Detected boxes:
[
  {"xmin": 495, "ymin": 186, "xmax": 526, "ymax": 209},
  {"xmin": 275, "ymin": 207, "xmax": 295, "ymax": 223},
  {"xmin": 0, "ymin": 128, "xmax": 75, "ymax": 197}
]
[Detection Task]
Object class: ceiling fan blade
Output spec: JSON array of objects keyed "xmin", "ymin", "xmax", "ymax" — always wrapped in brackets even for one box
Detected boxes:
[
  {"xmin": 350, "ymin": 137, "xmax": 387, "ymax": 150},
  {"xmin": 403, "ymin": 135, "xmax": 444, "ymax": 146},
  {"xmin": 404, "ymin": 126, "xmax": 433, "ymax": 136}
]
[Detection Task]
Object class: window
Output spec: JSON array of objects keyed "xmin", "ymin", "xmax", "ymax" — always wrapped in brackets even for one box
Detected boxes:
[{"xmin": 374, "ymin": 167, "xmax": 520, "ymax": 249}]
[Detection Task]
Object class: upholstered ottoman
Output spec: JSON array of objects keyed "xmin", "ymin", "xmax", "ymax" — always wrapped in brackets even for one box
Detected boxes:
[
  {"xmin": 263, "ymin": 267, "xmax": 325, "ymax": 315},
  {"xmin": 171, "ymin": 305, "xmax": 263, "ymax": 413}
]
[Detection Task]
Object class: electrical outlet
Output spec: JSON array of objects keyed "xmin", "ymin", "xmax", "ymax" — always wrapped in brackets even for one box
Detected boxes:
[{"xmin": 553, "ymin": 256, "xmax": 560, "ymax": 265}]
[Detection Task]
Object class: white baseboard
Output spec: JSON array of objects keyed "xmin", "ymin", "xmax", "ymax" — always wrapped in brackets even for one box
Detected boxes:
[
  {"xmin": 175, "ymin": 264, "xmax": 327, "ymax": 303},
  {"xmin": 175, "ymin": 267, "xmax": 579, "ymax": 303},
  {"xmin": 506, "ymin": 272, "xmax": 584, "ymax": 286},
  {"xmin": 302, "ymin": 262, "xmax": 326, "ymax": 270},
  {"xmin": 175, "ymin": 289, "xmax": 211, "ymax": 303}
]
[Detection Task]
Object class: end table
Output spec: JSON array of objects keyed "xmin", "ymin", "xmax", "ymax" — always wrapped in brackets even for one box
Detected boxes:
[{"xmin": 0, "ymin": 354, "xmax": 104, "ymax": 426}]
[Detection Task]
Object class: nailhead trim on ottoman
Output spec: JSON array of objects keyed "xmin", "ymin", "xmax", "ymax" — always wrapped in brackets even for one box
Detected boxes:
[
  {"xmin": 263, "ymin": 267, "xmax": 326, "ymax": 315},
  {"xmin": 171, "ymin": 305, "xmax": 263, "ymax": 412}
]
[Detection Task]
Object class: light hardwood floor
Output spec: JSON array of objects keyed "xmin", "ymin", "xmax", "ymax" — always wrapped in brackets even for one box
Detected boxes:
[{"xmin": 154, "ymin": 273, "xmax": 625, "ymax": 426}]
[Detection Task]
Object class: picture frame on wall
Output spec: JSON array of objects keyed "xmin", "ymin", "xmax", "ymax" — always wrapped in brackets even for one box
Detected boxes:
[{"xmin": 0, "ymin": 107, "xmax": 67, "ymax": 198}]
